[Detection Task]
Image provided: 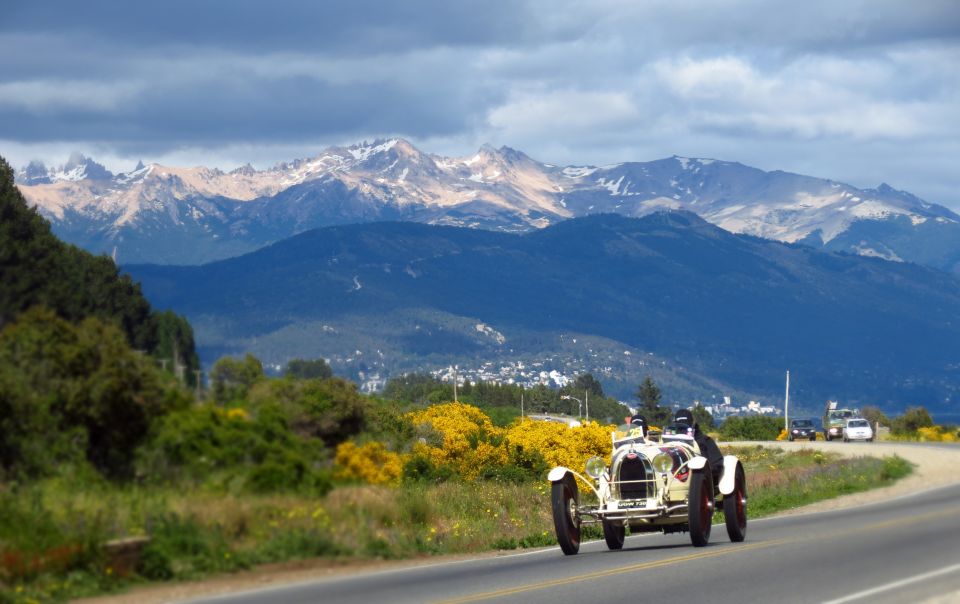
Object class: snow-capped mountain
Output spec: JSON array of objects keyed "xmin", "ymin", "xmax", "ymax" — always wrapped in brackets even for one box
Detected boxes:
[
  {"xmin": 15, "ymin": 139, "xmax": 960, "ymax": 270},
  {"xmin": 16, "ymin": 152, "xmax": 114, "ymax": 185}
]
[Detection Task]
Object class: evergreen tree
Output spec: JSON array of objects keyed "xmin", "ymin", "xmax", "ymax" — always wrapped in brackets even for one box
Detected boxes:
[
  {"xmin": 563, "ymin": 373, "xmax": 605, "ymax": 398},
  {"xmin": 153, "ymin": 310, "xmax": 200, "ymax": 386},
  {"xmin": 636, "ymin": 376, "xmax": 661, "ymax": 409},
  {"xmin": 210, "ymin": 354, "xmax": 264, "ymax": 403},
  {"xmin": 0, "ymin": 155, "xmax": 196, "ymax": 363},
  {"xmin": 285, "ymin": 358, "xmax": 333, "ymax": 380},
  {"xmin": 635, "ymin": 376, "xmax": 671, "ymax": 425}
]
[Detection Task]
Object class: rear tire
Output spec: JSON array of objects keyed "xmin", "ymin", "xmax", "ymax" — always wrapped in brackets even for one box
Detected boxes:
[
  {"xmin": 551, "ymin": 474, "xmax": 581, "ymax": 555},
  {"xmin": 809, "ymin": 435, "xmax": 816, "ymax": 441},
  {"xmin": 688, "ymin": 469, "xmax": 714, "ymax": 547},
  {"xmin": 788, "ymin": 435, "xmax": 794, "ymax": 442},
  {"xmin": 723, "ymin": 463, "xmax": 747, "ymax": 542},
  {"xmin": 602, "ymin": 519, "xmax": 625, "ymax": 550}
]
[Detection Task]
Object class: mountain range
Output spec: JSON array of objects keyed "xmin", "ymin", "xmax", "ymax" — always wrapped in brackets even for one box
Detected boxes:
[
  {"xmin": 125, "ymin": 212, "xmax": 960, "ymax": 414},
  {"xmin": 16, "ymin": 140, "xmax": 960, "ymax": 272}
]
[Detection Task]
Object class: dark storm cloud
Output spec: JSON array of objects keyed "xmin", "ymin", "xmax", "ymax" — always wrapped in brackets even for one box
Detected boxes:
[
  {"xmin": 3, "ymin": 0, "xmax": 566, "ymax": 55},
  {"xmin": 1, "ymin": 0, "xmax": 958, "ymax": 207},
  {"xmin": 0, "ymin": 65, "xmax": 499, "ymax": 153}
]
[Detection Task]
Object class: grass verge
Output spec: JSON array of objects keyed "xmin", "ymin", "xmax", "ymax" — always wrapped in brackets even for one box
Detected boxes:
[{"xmin": 0, "ymin": 448, "xmax": 912, "ymax": 603}]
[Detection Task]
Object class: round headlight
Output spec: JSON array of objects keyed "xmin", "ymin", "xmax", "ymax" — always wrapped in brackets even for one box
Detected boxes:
[
  {"xmin": 652, "ymin": 452, "xmax": 674, "ymax": 474},
  {"xmin": 585, "ymin": 456, "xmax": 606, "ymax": 479}
]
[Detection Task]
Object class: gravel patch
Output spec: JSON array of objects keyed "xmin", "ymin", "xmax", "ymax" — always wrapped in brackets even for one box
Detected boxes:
[{"xmin": 745, "ymin": 441, "xmax": 960, "ymax": 517}]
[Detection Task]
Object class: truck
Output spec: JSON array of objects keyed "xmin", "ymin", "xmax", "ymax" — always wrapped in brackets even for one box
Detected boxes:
[{"xmin": 822, "ymin": 400, "xmax": 860, "ymax": 441}]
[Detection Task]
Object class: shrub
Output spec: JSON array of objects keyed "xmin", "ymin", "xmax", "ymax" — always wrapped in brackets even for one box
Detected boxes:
[
  {"xmin": 247, "ymin": 377, "xmax": 370, "ymax": 446},
  {"xmin": 880, "ymin": 455, "xmax": 912, "ymax": 481},
  {"xmin": 137, "ymin": 403, "xmax": 331, "ymax": 494},
  {"xmin": 891, "ymin": 407, "xmax": 934, "ymax": 436},
  {"xmin": 0, "ymin": 486, "xmax": 105, "ymax": 583},
  {"xmin": 137, "ymin": 514, "xmax": 234, "ymax": 580},
  {"xmin": 719, "ymin": 415, "xmax": 783, "ymax": 441},
  {"xmin": 504, "ymin": 419, "xmax": 612, "ymax": 475},
  {"xmin": 0, "ymin": 308, "xmax": 189, "ymax": 480},
  {"xmin": 915, "ymin": 426, "xmax": 958, "ymax": 443},
  {"xmin": 407, "ymin": 403, "xmax": 507, "ymax": 480},
  {"xmin": 334, "ymin": 441, "xmax": 406, "ymax": 486},
  {"xmin": 210, "ymin": 354, "xmax": 264, "ymax": 404},
  {"xmin": 401, "ymin": 454, "xmax": 455, "ymax": 483}
]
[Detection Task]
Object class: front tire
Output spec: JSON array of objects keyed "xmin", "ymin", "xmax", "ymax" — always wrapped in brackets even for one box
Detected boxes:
[
  {"xmin": 788, "ymin": 435, "xmax": 794, "ymax": 442},
  {"xmin": 688, "ymin": 469, "xmax": 714, "ymax": 547},
  {"xmin": 602, "ymin": 519, "xmax": 625, "ymax": 550},
  {"xmin": 551, "ymin": 474, "xmax": 581, "ymax": 555},
  {"xmin": 723, "ymin": 463, "xmax": 747, "ymax": 542},
  {"xmin": 809, "ymin": 435, "xmax": 816, "ymax": 441}
]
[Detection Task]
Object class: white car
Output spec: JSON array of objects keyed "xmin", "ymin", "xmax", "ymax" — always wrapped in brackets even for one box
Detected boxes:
[
  {"xmin": 548, "ymin": 422, "xmax": 747, "ymax": 554},
  {"xmin": 842, "ymin": 418, "xmax": 874, "ymax": 442}
]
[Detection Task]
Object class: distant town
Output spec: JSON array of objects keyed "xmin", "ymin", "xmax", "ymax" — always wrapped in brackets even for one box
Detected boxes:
[{"xmin": 344, "ymin": 360, "xmax": 784, "ymax": 420}]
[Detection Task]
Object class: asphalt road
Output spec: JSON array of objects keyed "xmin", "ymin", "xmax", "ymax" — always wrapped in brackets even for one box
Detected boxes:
[{"xmin": 187, "ymin": 472, "xmax": 960, "ymax": 604}]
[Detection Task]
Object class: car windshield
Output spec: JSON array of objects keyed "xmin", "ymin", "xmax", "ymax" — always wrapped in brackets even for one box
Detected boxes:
[
  {"xmin": 791, "ymin": 420, "xmax": 813, "ymax": 428},
  {"xmin": 848, "ymin": 420, "xmax": 869, "ymax": 428}
]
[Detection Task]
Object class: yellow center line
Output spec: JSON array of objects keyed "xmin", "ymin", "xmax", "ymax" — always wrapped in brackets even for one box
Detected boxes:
[
  {"xmin": 434, "ymin": 539, "xmax": 784, "ymax": 604},
  {"xmin": 434, "ymin": 506, "xmax": 960, "ymax": 604}
]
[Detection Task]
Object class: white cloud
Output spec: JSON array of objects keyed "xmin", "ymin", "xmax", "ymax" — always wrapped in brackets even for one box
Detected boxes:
[
  {"xmin": 487, "ymin": 90, "xmax": 641, "ymax": 137},
  {"xmin": 0, "ymin": 79, "xmax": 144, "ymax": 113}
]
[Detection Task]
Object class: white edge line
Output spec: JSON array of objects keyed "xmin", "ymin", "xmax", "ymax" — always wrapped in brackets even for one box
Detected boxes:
[{"xmin": 822, "ymin": 562, "xmax": 960, "ymax": 604}]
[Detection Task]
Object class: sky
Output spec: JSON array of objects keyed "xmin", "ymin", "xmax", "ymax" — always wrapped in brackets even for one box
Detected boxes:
[{"xmin": 2, "ymin": 0, "xmax": 959, "ymax": 208}]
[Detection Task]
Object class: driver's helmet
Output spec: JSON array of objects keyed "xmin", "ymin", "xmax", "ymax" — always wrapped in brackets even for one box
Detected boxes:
[
  {"xmin": 675, "ymin": 409, "xmax": 694, "ymax": 426},
  {"xmin": 629, "ymin": 414, "xmax": 648, "ymax": 434}
]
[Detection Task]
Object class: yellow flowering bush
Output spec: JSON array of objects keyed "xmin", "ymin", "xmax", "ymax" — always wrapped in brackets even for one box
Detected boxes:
[
  {"xmin": 504, "ymin": 419, "xmax": 613, "ymax": 474},
  {"xmin": 334, "ymin": 440, "xmax": 406, "ymax": 485},
  {"xmin": 776, "ymin": 428, "xmax": 788, "ymax": 441},
  {"xmin": 916, "ymin": 426, "xmax": 959, "ymax": 442},
  {"xmin": 407, "ymin": 402, "xmax": 507, "ymax": 479},
  {"xmin": 225, "ymin": 408, "xmax": 250, "ymax": 421}
]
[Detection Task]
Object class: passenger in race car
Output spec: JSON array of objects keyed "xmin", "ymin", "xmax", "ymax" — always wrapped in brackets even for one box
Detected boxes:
[{"xmin": 674, "ymin": 409, "xmax": 724, "ymax": 483}]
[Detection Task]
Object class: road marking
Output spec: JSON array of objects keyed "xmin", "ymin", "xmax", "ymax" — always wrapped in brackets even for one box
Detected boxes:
[
  {"xmin": 435, "ymin": 506, "xmax": 960, "ymax": 604},
  {"xmin": 434, "ymin": 540, "xmax": 785, "ymax": 604},
  {"xmin": 822, "ymin": 562, "xmax": 960, "ymax": 604}
]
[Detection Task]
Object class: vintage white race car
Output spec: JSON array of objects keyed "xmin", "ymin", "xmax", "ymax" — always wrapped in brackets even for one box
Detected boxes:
[{"xmin": 548, "ymin": 423, "xmax": 747, "ymax": 554}]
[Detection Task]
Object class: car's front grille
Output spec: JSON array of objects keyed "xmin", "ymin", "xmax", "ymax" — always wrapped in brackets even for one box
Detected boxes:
[{"xmin": 618, "ymin": 457, "xmax": 651, "ymax": 500}]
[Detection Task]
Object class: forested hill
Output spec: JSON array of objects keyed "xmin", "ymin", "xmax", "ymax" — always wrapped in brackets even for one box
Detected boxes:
[
  {"xmin": 0, "ymin": 155, "xmax": 196, "ymax": 370},
  {"xmin": 127, "ymin": 212, "xmax": 960, "ymax": 412}
]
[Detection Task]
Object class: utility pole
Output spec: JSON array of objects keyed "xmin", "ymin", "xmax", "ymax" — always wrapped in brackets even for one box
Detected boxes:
[
  {"xmin": 453, "ymin": 365, "xmax": 458, "ymax": 403},
  {"xmin": 585, "ymin": 390, "xmax": 589, "ymax": 422},
  {"xmin": 193, "ymin": 370, "xmax": 202, "ymax": 401},
  {"xmin": 521, "ymin": 392, "xmax": 524, "ymax": 418},
  {"xmin": 784, "ymin": 370, "xmax": 790, "ymax": 432}
]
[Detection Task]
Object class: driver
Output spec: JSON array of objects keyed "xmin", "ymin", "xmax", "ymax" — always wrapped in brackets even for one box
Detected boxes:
[
  {"xmin": 623, "ymin": 413, "xmax": 648, "ymax": 436},
  {"xmin": 675, "ymin": 409, "xmax": 724, "ymax": 483}
]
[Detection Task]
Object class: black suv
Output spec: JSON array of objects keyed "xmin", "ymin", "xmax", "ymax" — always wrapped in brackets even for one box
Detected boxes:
[{"xmin": 788, "ymin": 418, "xmax": 817, "ymax": 441}]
